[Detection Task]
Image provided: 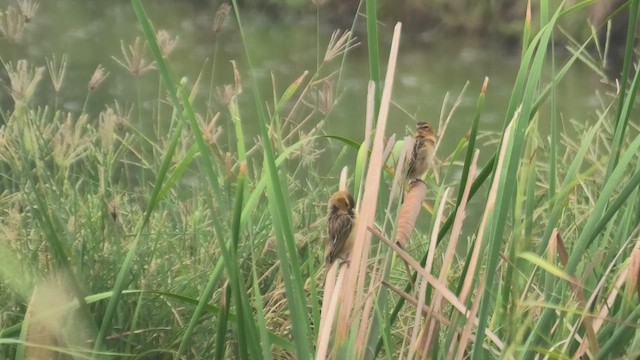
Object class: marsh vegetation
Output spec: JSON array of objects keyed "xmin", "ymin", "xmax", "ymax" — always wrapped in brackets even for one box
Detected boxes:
[{"xmin": 1, "ymin": 0, "xmax": 640, "ymax": 359}]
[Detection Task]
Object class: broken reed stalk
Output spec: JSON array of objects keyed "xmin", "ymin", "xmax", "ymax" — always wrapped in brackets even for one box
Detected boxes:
[
  {"xmin": 410, "ymin": 187, "xmax": 450, "ymax": 359},
  {"xmin": 334, "ymin": 22, "xmax": 404, "ymax": 353},
  {"xmin": 549, "ymin": 229, "xmax": 599, "ymax": 355},
  {"xmin": 386, "ymin": 136, "xmax": 413, "ymax": 226},
  {"xmin": 572, "ymin": 229, "xmax": 640, "ymax": 358},
  {"xmin": 454, "ymin": 277, "xmax": 485, "ymax": 360},
  {"xmin": 459, "ymin": 114, "xmax": 516, "ymax": 304},
  {"xmin": 422, "ymin": 150, "xmax": 479, "ymax": 356},
  {"xmin": 376, "ymin": 231, "xmax": 506, "ymax": 356}
]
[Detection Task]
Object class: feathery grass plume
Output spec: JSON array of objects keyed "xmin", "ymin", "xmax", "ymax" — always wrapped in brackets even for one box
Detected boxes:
[
  {"xmin": 323, "ymin": 29, "xmax": 359, "ymax": 62},
  {"xmin": 53, "ymin": 112, "xmax": 91, "ymax": 169},
  {"xmin": 156, "ymin": 29, "xmax": 178, "ymax": 58},
  {"xmin": 98, "ymin": 104, "xmax": 129, "ymax": 153},
  {"xmin": 45, "ymin": 53, "xmax": 68, "ymax": 93},
  {"xmin": 395, "ymin": 179, "xmax": 427, "ymax": 247},
  {"xmin": 21, "ymin": 283, "xmax": 60, "ymax": 360},
  {"xmin": 4, "ymin": 59, "xmax": 45, "ymax": 110},
  {"xmin": 98, "ymin": 106, "xmax": 118, "ymax": 154},
  {"xmin": 212, "ymin": 3, "xmax": 231, "ymax": 34},
  {"xmin": 112, "ymin": 37, "xmax": 157, "ymax": 76},
  {"xmin": 199, "ymin": 112, "xmax": 223, "ymax": 146},
  {"xmin": 0, "ymin": 6, "xmax": 25, "ymax": 43},
  {"xmin": 316, "ymin": 79, "xmax": 334, "ymax": 115},
  {"xmin": 20, "ymin": 276, "xmax": 90, "ymax": 360},
  {"xmin": 217, "ymin": 84, "xmax": 236, "ymax": 106},
  {"xmin": 88, "ymin": 64, "xmax": 109, "ymax": 91},
  {"xmin": 17, "ymin": 0, "xmax": 39, "ymax": 23}
]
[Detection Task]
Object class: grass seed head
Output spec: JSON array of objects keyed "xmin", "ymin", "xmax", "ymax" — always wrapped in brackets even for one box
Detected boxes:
[
  {"xmin": 156, "ymin": 29, "xmax": 179, "ymax": 58},
  {"xmin": 324, "ymin": 30, "xmax": 359, "ymax": 63},
  {"xmin": 0, "ymin": 6, "xmax": 26, "ymax": 43},
  {"xmin": 213, "ymin": 3, "xmax": 231, "ymax": 34},
  {"xmin": 5, "ymin": 59, "xmax": 45, "ymax": 105},
  {"xmin": 113, "ymin": 37, "xmax": 157, "ymax": 76},
  {"xmin": 45, "ymin": 53, "xmax": 68, "ymax": 93},
  {"xmin": 18, "ymin": 0, "xmax": 39, "ymax": 23},
  {"xmin": 88, "ymin": 64, "xmax": 109, "ymax": 91}
]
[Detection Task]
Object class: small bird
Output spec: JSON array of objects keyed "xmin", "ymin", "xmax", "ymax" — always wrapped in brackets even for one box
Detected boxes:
[
  {"xmin": 406, "ymin": 122, "xmax": 437, "ymax": 180},
  {"xmin": 326, "ymin": 190, "xmax": 357, "ymax": 266}
]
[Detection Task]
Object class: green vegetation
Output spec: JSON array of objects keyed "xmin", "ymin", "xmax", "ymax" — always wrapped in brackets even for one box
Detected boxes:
[{"xmin": 1, "ymin": 0, "xmax": 640, "ymax": 359}]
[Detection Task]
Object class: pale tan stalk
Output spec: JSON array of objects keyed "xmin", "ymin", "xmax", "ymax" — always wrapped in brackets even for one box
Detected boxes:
[
  {"xmin": 316, "ymin": 264, "xmax": 348, "ymax": 360},
  {"xmin": 385, "ymin": 137, "xmax": 414, "ymax": 230},
  {"xmin": 418, "ymin": 188, "xmax": 451, "ymax": 359},
  {"xmin": 572, "ymin": 229, "xmax": 640, "ymax": 359},
  {"xmin": 455, "ymin": 277, "xmax": 485, "ymax": 360},
  {"xmin": 459, "ymin": 113, "xmax": 517, "ymax": 303},
  {"xmin": 434, "ymin": 81, "xmax": 468, "ymax": 156},
  {"xmin": 336, "ymin": 23, "xmax": 403, "ymax": 351},
  {"xmin": 316, "ymin": 167, "xmax": 350, "ymax": 359},
  {"xmin": 426, "ymin": 150, "xmax": 479, "ymax": 356},
  {"xmin": 377, "ymin": 233, "xmax": 506, "ymax": 355}
]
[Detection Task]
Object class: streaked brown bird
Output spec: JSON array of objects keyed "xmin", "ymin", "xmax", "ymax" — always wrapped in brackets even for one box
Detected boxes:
[
  {"xmin": 326, "ymin": 190, "xmax": 357, "ymax": 266},
  {"xmin": 406, "ymin": 122, "xmax": 437, "ymax": 180}
]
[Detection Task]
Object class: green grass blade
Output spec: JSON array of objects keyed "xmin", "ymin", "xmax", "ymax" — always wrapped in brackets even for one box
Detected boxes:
[
  {"xmin": 214, "ymin": 286, "xmax": 232, "ymax": 360},
  {"xmin": 538, "ymin": 122, "xmax": 600, "ymax": 253},
  {"xmin": 365, "ymin": 0, "xmax": 381, "ymax": 121},
  {"xmin": 456, "ymin": 79, "xmax": 486, "ymax": 206},
  {"xmin": 606, "ymin": 0, "xmax": 639, "ymax": 177},
  {"xmin": 229, "ymin": 2, "xmax": 312, "ymax": 358},
  {"xmin": 472, "ymin": 5, "xmax": 564, "ymax": 358}
]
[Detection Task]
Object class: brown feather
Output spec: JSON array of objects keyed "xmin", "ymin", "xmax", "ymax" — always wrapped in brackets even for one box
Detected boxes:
[
  {"xmin": 406, "ymin": 122, "xmax": 437, "ymax": 180},
  {"xmin": 326, "ymin": 191, "xmax": 357, "ymax": 265}
]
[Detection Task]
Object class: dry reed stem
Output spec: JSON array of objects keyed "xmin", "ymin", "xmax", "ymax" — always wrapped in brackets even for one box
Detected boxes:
[
  {"xmin": 381, "ymin": 281, "xmax": 451, "ymax": 325},
  {"xmin": 439, "ymin": 149, "xmax": 478, "ymax": 277},
  {"xmin": 459, "ymin": 113, "xmax": 517, "ymax": 303},
  {"xmin": 414, "ymin": 188, "xmax": 451, "ymax": 359},
  {"xmin": 381, "ymin": 134, "xmax": 397, "ymax": 172},
  {"xmin": 395, "ymin": 178, "xmax": 427, "ymax": 247},
  {"xmin": 627, "ymin": 239, "xmax": 640, "ymax": 300},
  {"xmin": 550, "ymin": 229, "xmax": 599, "ymax": 354},
  {"xmin": 573, "ymin": 261, "xmax": 628, "ymax": 359},
  {"xmin": 434, "ymin": 81, "xmax": 468, "ymax": 156},
  {"xmin": 339, "ymin": 166, "xmax": 348, "ymax": 192},
  {"xmin": 355, "ymin": 257, "xmax": 384, "ymax": 351},
  {"xmin": 355, "ymin": 80, "xmax": 376, "ymax": 199},
  {"xmin": 408, "ymin": 240, "xmax": 431, "ymax": 359},
  {"xmin": 316, "ymin": 166, "xmax": 350, "ymax": 359},
  {"xmin": 572, "ymin": 230, "xmax": 640, "ymax": 359},
  {"xmin": 423, "ymin": 150, "xmax": 479, "ymax": 356},
  {"xmin": 335, "ymin": 22, "xmax": 403, "ymax": 352},
  {"xmin": 316, "ymin": 265, "xmax": 349, "ymax": 360},
  {"xmin": 384, "ymin": 136, "xmax": 414, "ymax": 231},
  {"xmin": 376, "ymin": 231, "xmax": 506, "ymax": 355},
  {"xmin": 454, "ymin": 276, "xmax": 485, "ymax": 360}
]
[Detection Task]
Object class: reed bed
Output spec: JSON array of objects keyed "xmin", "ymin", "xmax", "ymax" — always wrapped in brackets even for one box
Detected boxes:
[{"xmin": 1, "ymin": 0, "xmax": 640, "ymax": 359}]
